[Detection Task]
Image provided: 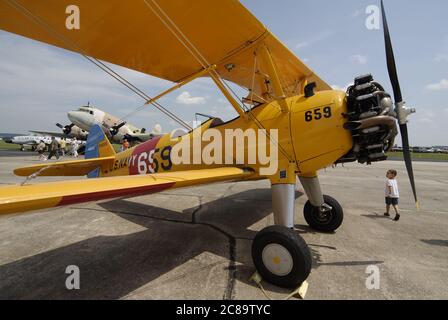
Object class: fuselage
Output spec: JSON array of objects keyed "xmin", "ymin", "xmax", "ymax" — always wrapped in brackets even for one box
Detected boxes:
[
  {"xmin": 68, "ymin": 106, "xmax": 145, "ymax": 143},
  {"xmin": 96, "ymin": 91, "xmax": 353, "ymax": 179},
  {"xmin": 5, "ymin": 135, "xmax": 49, "ymax": 146},
  {"xmin": 5, "ymin": 135, "xmax": 85, "ymax": 148}
]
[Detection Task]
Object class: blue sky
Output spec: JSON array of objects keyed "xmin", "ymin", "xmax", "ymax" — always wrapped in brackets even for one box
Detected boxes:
[{"xmin": 0, "ymin": 0, "xmax": 447, "ymax": 146}]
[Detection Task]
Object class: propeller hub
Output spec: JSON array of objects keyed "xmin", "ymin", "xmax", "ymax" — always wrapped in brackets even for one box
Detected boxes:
[{"xmin": 395, "ymin": 101, "xmax": 417, "ymax": 125}]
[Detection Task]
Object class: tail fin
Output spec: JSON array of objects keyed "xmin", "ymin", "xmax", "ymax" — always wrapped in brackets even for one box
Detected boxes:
[{"xmin": 85, "ymin": 125, "xmax": 116, "ymax": 178}]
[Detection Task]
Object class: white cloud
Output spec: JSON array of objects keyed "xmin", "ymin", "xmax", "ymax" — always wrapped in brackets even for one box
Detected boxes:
[
  {"xmin": 435, "ymin": 54, "xmax": 448, "ymax": 63},
  {"xmin": 350, "ymin": 54, "xmax": 368, "ymax": 65},
  {"xmin": 352, "ymin": 10, "xmax": 362, "ymax": 18},
  {"xmin": 294, "ymin": 30, "xmax": 335, "ymax": 51},
  {"xmin": 426, "ymin": 79, "xmax": 448, "ymax": 91},
  {"xmin": 176, "ymin": 91, "xmax": 206, "ymax": 105},
  {"xmin": 295, "ymin": 42, "xmax": 309, "ymax": 50}
]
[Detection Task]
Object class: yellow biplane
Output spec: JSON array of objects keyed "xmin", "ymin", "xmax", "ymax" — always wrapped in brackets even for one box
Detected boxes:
[{"xmin": 0, "ymin": 0, "xmax": 417, "ymax": 288}]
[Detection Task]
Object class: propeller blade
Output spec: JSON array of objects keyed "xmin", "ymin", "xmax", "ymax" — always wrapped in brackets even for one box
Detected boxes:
[
  {"xmin": 400, "ymin": 124, "xmax": 418, "ymax": 206},
  {"xmin": 110, "ymin": 122, "xmax": 126, "ymax": 136},
  {"xmin": 381, "ymin": 0, "xmax": 418, "ymax": 207},
  {"xmin": 381, "ymin": 0, "xmax": 402, "ymax": 104},
  {"xmin": 56, "ymin": 123, "xmax": 64, "ymax": 129},
  {"xmin": 116, "ymin": 122, "xmax": 126, "ymax": 130}
]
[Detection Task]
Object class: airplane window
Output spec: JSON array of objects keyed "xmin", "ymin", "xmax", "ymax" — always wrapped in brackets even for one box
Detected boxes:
[{"xmin": 90, "ymin": 111, "xmax": 94, "ymax": 115}]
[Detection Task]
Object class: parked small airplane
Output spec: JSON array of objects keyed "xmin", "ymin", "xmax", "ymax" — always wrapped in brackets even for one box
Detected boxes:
[
  {"xmin": 3, "ymin": 135, "xmax": 49, "ymax": 151},
  {"xmin": 0, "ymin": 0, "xmax": 418, "ymax": 289},
  {"xmin": 4, "ymin": 135, "xmax": 85, "ymax": 152},
  {"xmin": 68, "ymin": 105, "xmax": 162, "ymax": 143}
]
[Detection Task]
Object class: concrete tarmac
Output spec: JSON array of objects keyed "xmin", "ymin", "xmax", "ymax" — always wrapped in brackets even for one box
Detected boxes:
[{"xmin": 0, "ymin": 152, "xmax": 447, "ymax": 300}]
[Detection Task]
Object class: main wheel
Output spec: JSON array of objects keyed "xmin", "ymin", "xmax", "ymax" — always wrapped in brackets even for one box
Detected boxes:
[
  {"xmin": 252, "ymin": 226, "xmax": 312, "ymax": 288},
  {"xmin": 304, "ymin": 195, "xmax": 344, "ymax": 232}
]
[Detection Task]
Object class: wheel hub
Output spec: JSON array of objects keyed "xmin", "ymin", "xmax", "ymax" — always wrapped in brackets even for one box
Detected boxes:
[
  {"xmin": 261, "ymin": 243, "xmax": 293, "ymax": 277},
  {"xmin": 315, "ymin": 206, "xmax": 333, "ymax": 224}
]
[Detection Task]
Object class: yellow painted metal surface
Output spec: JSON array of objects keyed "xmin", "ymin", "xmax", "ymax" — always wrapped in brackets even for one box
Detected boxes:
[
  {"xmin": 14, "ymin": 157, "xmax": 116, "ymax": 177},
  {"xmin": 0, "ymin": 0, "xmax": 331, "ymax": 102},
  {"xmin": 290, "ymin": 91, "xmax": 353, "ymax": 174},
  {"xmin": 0, "ymin": 167, "xmax": 253, "ymax": 215}
]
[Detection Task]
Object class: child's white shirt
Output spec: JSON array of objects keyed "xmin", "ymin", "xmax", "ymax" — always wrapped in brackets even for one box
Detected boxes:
[{"xmin": 385, "ymin": 179, "xmax": 399, "ymax": 198}]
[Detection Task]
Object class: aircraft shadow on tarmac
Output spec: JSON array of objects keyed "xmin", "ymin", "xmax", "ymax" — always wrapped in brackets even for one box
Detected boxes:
[
  {"xmin": 420, "ymin": 239, "xmax": 448, "ymax": 247},
  {"xmin": 0, "ymin": 188, "xmax": 383, "ymax": 299}
]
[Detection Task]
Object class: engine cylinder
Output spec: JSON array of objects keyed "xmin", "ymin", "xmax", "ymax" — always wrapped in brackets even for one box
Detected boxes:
[{"xmin": 337, "ymin": 74, "xmax": 398, "ymax": 164}]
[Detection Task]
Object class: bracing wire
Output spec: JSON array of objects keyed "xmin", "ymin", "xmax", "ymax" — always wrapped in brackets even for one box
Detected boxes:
[
  {"xmin": 144, "ymin": 0, "xmax": 293, "ymax": 161},
  {"xmin": 5, "ymin": 0, "xmax": 192, "ymax": 130}
]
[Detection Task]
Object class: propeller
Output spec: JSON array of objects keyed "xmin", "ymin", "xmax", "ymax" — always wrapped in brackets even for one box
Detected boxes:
[
  {"xmin": 56, "ymin": 123, "xmax": 75, "ymax": 135},
  {"xmin": 381, "ymin": 0, "xmax": 418, "ymax": 207},
  {"xmin": 110, "ymin": 122, "xmax": 127, "ymax": 136}
]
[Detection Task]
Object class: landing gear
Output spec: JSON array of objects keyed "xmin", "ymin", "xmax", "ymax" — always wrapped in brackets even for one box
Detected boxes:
[
  {"xmin": 304, "ymin": 195, "xmax": 344, "ymax": 232},
  {"xmin": 252, "ymin": 226, "xmax": 312, "ymax": 288}
]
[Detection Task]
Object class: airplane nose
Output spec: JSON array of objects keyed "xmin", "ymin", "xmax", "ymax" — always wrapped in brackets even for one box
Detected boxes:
[
  {"xmin": 68, "ymin": 111, "xmax": 92, "ymax": 128},
  {"xmin": 67, "ymin": 111, "xmax": 77, "ymax": 123}
]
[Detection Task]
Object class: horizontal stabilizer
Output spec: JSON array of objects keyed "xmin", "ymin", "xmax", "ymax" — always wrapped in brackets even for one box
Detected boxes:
[{"xmin": 14, "ymin": 157, "xmax": 116, "ymax": 177}]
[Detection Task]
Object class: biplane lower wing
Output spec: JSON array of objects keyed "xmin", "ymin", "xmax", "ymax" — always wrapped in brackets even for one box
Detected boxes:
[{"xmin": 0, "ymin": 167, "xmax": 254, "ymax": 215}]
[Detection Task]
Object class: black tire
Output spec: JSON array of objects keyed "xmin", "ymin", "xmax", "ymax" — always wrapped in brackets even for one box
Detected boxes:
[
  {"xmin": 304, "ymin": 195, "xmax": 344, "ymax": 232},
  {"xmin": 252, "ymin": 226, "xmax": 312, "ymax": 288}
]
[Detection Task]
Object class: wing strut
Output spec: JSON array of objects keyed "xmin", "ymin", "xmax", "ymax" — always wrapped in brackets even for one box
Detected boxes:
[
  {"xmin": 143, "ymin": 0, "xmax": 294, "ymax": 162},
  {"xmin": 143, "ymin": 0, "xmax": 248, "ymax": 118}
]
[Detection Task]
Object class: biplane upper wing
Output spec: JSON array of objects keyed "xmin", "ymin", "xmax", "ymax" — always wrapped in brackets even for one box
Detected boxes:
[
  {"xmin": 0, "ymin": 0, "xmax": 331, "ymax": 101},
  {"xmin": 0, "ymin": 167, "xmax": 254, "ymax": 215}
]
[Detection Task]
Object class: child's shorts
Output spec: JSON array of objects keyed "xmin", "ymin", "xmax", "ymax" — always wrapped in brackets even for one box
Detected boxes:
[{"xmin": 385, "ymin": 197, "xmax": 399, "ymax": 205}]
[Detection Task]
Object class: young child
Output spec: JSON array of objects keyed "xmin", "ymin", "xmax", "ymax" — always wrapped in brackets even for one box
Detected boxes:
[{"xmin": 384, "ymin": 169, "xmax": 400, "ymax": 221}]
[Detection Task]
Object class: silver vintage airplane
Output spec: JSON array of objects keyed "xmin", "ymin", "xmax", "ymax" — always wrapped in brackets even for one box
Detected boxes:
[{"xmin": 67, "ymin": 105, "xmax": 162, "ymax": 143}]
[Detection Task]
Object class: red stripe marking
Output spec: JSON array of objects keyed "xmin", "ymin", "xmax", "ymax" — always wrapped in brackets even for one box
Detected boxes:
[
  {"xmin": 129, "ymin": 136, "xmax": 162, "ymax": 175},
  {"xmin": 59, "ymin": 182, "xmax": 175, "ymax": 206}
]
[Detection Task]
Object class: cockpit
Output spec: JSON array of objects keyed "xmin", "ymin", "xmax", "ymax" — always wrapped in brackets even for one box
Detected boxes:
[{"xmin": 78, "ymin": 107, "xmax": 94, "ymax": 115}]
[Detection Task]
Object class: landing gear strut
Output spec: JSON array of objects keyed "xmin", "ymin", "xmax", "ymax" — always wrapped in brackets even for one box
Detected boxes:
[
  {"xmin": 299, "ymin": 176, "xmax": 344, "ymax": 232},
  {"xmin": 251, "ymin": 183, "xmax": 312, "ymax": 288}
]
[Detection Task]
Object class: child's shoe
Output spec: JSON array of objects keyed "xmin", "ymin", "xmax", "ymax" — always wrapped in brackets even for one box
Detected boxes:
[{"xmin": 394, "ymin": 214, "xmax": 400, "ymax": 221}]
